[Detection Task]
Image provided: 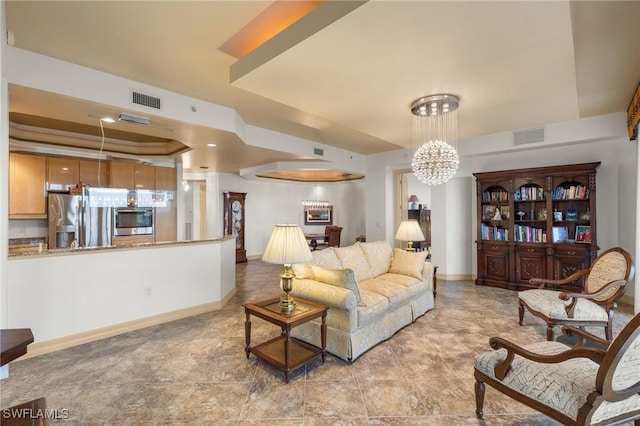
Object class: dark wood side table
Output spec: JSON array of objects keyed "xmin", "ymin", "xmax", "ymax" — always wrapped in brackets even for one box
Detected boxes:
[
  {"xmin": 1, "ymin": 329, "xmax": 51, "ymax": 426},
  {"xmin": 243, "ymin": 296, "xmax": 328, "ymax": 383}
]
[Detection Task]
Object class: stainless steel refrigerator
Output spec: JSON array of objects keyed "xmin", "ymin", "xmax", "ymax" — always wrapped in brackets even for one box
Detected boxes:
[{"xmin": 48, "ymin": 191, "xmax": 113, "ymax": 249}]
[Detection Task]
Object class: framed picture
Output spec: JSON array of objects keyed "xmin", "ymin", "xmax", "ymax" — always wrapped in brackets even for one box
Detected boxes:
[
  {"xmin": 575, "ymin": 225, "xmax": 591, "ymax": 243},
  {"xmin": 552, "ymin": 226, "xmax": 568, "ymax": 243},
  {"xmin": 553, "ymin": 211, "xmax": 563, "ymax": 221},
  {"xmin": 500, "ymin": 205, "xmax": 510, "ymax": 220},
  {"xmin": 304, "ymin": 206, "xmax": 333, "ymax": 225},
  {"xmin": 482, "ymin": 205, "xmax": 495, "ymax": 220}
]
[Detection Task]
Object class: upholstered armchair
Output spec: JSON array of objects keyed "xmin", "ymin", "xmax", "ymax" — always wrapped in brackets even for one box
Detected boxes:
[
  {"xmin": 474, "ymin": 312, "xmax": 640, "ymax": 425},
  {"xmin": 518, "ymin": 247, "xmax": 634, "ymax": 341}
]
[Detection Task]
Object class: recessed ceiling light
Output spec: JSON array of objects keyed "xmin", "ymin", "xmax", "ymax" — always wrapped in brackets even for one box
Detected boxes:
[{"xmin": 207, "ymin": 143, "xmax": 217, "ymax": 147}]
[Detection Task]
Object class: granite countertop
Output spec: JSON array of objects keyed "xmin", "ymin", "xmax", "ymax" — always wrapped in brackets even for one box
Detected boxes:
[{"xmin": 8, "ymin": 236, "xmax": 232, "ymax": 258}]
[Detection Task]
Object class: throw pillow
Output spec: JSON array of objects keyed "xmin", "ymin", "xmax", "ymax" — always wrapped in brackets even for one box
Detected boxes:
[
  {"xmin": 311, "ymin": 265, "xmax": 362, "ymax": 303},
  {"xmin": 359, "ymin": 240, "xmax": 393, "ymax": 277},
  {"xmin": 332, "ymin": 244, "xmax": 373, "ymax": 282},
  {"xmin": 389, "ymin": 248, "xmax": 429, "ymax": 280},
  {"xmin": 292, "ymin": 263, "xmax": 313, "ymax": 279},
  {"xmin": 311, "ymin": 248, "xmax": 342, "ymax": 270}
]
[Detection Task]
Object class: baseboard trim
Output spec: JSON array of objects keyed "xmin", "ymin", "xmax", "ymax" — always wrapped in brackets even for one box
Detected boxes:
[
  {"xmin": 620, "ymin": 294, "xmax": 634, "ymax": 308},
  {"xmin": 19, "ymin": 287, "xmax": 236, "ymax": 360},
  {"xmin": 438, "ymin": 274, "xmax": 474, "ymax": 281}
]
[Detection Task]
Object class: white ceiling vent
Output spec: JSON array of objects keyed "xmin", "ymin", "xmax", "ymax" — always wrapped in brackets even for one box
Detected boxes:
[
  {"xmin": 514, "ymin": 127, "xmax": 544, "ymax": 145},
  {"xmin": 130, "ymin": 90, "xmax": 161, "ymax": 110}
]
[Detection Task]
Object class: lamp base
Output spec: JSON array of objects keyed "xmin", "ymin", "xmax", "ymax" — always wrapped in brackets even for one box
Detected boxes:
[
  {"xmin": 279, "ymin": 269, "xmax": 297, "ymax": 314},
  {"xmin": 406, "ymin": 241, "xmax": 415, "ymax": 252},
  {"xmin": 278, "ymin": 296, "xmax": 297, "ymax": 314}
]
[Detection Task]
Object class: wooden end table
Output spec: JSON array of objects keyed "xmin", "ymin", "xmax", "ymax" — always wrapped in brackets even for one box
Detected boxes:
[{"xmin": 243, "ymin": 296, "xmax": 328, "ymax": 383}]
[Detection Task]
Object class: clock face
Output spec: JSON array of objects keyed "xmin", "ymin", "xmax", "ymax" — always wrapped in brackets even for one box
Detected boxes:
[{"xmin": 232, "ymin": 200, "xmax": 241, "ymax": 213}]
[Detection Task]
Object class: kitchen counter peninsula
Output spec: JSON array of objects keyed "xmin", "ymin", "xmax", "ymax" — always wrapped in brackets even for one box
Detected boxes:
[{"xmin": 6, "ymin": 236, "xmax": 236, "ymax": 358}]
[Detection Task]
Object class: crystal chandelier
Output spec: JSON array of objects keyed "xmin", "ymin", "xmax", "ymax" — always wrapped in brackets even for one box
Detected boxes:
[{"xmin": 410, "ymin": 94, "xmax": 460, "ymax": 185}]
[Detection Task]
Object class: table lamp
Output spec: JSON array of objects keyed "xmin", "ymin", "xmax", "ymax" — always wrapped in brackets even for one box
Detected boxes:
[
  {"xmin": 262, "ymin": 224, "xmax": 313, "ymax": 313},
  {"xmin": 408, "ymin": 194, "xmax": 419, "ymax": 210},
  {"xmin": 395, "ymin": 219, "xmax": 425, "ymax": 251}
]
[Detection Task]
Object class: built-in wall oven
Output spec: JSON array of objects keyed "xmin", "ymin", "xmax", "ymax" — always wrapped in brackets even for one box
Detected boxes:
[{"xmin": 113, "ymin": 207, "xmax": 154, "ymax": 236}]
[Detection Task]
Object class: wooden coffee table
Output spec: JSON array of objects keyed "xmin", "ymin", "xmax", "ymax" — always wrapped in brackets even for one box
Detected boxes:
[{"xmin": 243, "ymin": 296, "xmax": 328, "ymax": 383}]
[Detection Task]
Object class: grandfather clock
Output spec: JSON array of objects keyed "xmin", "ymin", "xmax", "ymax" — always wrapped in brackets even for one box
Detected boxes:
[{"xmin": 223, "ymin": 191, "xmax": 247, "ymax": 263}]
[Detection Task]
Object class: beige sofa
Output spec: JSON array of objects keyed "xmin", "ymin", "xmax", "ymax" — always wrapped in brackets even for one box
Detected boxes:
[{"xmin": 290, "ymin": 240, "xmax": 435, "ymax": 361}]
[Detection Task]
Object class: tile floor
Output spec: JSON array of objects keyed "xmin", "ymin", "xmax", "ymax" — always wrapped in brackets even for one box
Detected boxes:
[{"xmin": 0, "ymin": 260, "xmax": 635, "ymax": 425}]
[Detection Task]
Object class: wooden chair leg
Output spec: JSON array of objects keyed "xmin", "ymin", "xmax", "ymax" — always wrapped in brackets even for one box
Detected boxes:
[
  {"xmin": 518, "ymin": 301, "xmax": 525, "ymax": 326},
  {"xmin": 546, "ymin": 324, "xmax": 554, "ymax": 341},
  {"xmin": 475, "ymin": 378, "xmax": 485, "ymax": 418},
  {"xmin": 605, "ymin": 321, "xmax": 613, "ymax": 341}
]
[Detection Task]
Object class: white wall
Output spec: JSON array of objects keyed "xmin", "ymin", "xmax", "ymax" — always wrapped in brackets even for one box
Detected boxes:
[
  {"xmin": 406, "ymin": 173, "xmax": 431, "ymax": 210},
  {"xmin": 182, "ymin": 172, "xmax": 366, "ymax": 258},
  {"xmin": 7, "ymin": 239, "xmax": 235, "ymax": 344}
]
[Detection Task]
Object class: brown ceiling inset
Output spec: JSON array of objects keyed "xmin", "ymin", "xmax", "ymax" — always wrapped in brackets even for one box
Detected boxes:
[
  {"xmin": 257, "ymin": 169, "xmax": 364, "ymax": 182},
  {"xmin": 9, "ymin": 112, "xmax": 191, "ymax": 157},
  {"xmin": 219, "ymin": 0, "xmax": 324, "ymax": 59}
]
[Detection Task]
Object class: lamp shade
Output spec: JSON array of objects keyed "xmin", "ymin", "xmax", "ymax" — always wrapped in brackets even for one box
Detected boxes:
[
  {"xmin": 395, "ymin": 220, "xmax": 425, "ymax": 242},
  {"xmin": 408, "ymin": 195, "xmax": 419, "ymax": 203},
  {"xmin": 262, "ymin": 224, "xmax": 313, "ymax": 265}
]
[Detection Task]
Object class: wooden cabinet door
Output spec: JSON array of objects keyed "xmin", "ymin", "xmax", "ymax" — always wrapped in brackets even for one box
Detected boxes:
[
  {"xmin": 477, "ymin": 242, "xmax": 511, "ymax": 289},
  {"xmin": 79, "ymin": 159, "xmax": 108, "ymax": 187},
  {"xmin": 154, "ymin": 166, "xmax": 176, "ymax": 243},
  {"xmin": 108, "ymin": 161, "xmax": 135, "ymax": 188},
  {"xmin": 10, "ymin": 153, "xmax": 47, "ymax": 218},
  {"xmin": 47, "ymin": 156, "xmax": 80, "ymax": 191},
  {"xmin": 154, "ymin": 166, "xmax": 176, "ymax": 191},
  {"xmin": 134, "ymin": 164, "xmax": 155, "ymax": 189},
  {"xmin": 515, "ymin": 245, "xmax": 547, "ymax": 289},
  {"xmin": 553, "ymin": 246, "xmax": 590, "ymax": 291}
]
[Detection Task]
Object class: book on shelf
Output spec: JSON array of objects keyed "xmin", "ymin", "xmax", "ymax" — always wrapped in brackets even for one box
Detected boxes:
[{"xmin": 552, "ymin": 185, "xmax": 589, "ymax": 200}]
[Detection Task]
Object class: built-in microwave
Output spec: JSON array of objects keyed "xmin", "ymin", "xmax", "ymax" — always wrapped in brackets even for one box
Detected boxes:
[{"xmin": 113, "ymin": 207, "xmax": 154, "ymax": 236}]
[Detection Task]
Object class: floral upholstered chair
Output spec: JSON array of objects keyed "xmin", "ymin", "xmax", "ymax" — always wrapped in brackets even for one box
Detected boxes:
[
  {"xmin": 518, "ymin": 247, "xmax": 634, "ymax": 341},
  {"xmin": 474, "ymin": 312, "xmax": 640, "ymax": 425}
]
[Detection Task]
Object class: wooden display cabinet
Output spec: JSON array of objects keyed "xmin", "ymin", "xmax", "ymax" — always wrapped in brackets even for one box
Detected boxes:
[
  {"xmin": 224, "ymin": 191, "xmax": 247, "ymax": 263},
  {"xmin": 474, "ymin": 162, "xmax": 599, "ymax": 291}
]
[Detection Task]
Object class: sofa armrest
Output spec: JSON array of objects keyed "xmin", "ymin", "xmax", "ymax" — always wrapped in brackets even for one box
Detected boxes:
[
  {"xmin": 291, "ymin": 278, "xmax": 358, "ymax": 311},
  {"xmin": 422, "ymin": 261, "xmax": 435, "ymax": 291}
]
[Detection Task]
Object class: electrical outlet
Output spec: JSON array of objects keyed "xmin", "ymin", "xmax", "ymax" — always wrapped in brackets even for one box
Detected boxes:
[{"xmin": 144, "ymin": 287, "xmax": 152, "ymax": 297}]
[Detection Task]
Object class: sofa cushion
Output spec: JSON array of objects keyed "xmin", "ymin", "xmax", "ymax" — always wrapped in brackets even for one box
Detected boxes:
[
  {"xmin": 311, "ymin": 265, "xmax": 362, "ymax": 303},
  {"xmin": 357, "ymin": 289, "xmax": 389, "ymax": 327},
  {"xmin": 389, "ymin": 248, "xmax": 429, "ymax": 280},
  {"xmin": 359, "ymin": 276, "xmax": 424, "ymax": 310},
  {"xmin": 359, "ymin": 241, "xmax": 393, "ymax": 277},
  {"xmin": 382, "ymin": 272, "xmax": 423, "ymax": 288},
  {"xmin": 311, "ymin": 248, "xmax": 342, "ymax": 270},
  {"xmin": 333, "ymin": 244, "xmax": 373, "ymax": 282}
]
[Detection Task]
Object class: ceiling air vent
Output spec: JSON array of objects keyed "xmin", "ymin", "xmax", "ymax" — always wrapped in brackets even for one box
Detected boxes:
[
  {"xmin": 513, "ymin": 127, "xmax": 544, "ymax": 145},
  {"xmin": 313, "ymin": 148, "xmax": 324, "ymax": 156},
  {"xmin": 130, "ymin": 90, "xmax": 161, "ymax": 110},
  {"xmin": 119, "ymin": 113, "xmax": 150, "ymax": 126}
]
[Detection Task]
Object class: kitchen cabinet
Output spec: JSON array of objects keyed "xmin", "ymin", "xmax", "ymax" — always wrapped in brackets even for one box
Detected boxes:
[
  {"xmin": 79, "ymin": 159, "xmax": 108, "ymax": 187},
  {"xmin": 154, "ymin": 166, "xmax": 177, "ymax": 243},
  {"xmin": 48, "ymin": 157, "xmax": 108, "ymax": 190},
  {"xmin": 108, "ymin": 161, "xmax": 134, "ymax": 189},
  {"xmin": 134, "ymin": 164, "xmax": 155, "ymax": 189},
  {"xmin": 47, "ymin": 156, "xmax": 79, "ymax": 191},
  {"xmin": 9, "ymin": 153, "xmax": 47, "ymax": 218},
  {"xmin": 108, "ymin": 161, "xmax": 155, "ymax": 189}
]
